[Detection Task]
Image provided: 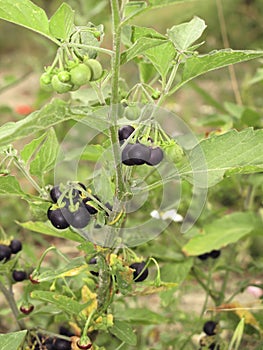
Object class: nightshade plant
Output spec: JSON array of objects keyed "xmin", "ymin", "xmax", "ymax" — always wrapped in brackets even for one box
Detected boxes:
[{"xmin": 0, "ymin": 0, "xmax": 263, "ymax": 349}]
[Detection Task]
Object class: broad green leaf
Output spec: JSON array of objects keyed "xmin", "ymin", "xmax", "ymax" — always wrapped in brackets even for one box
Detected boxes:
[
  {"xmin": 21, "ymin": 133, "xmax": 46, "ymax": 164},
  {"xmin": 0, "ymin": 99, "xmax": 70, "ymax": 147},
  {"xmin": 160, "ymin": 258, "xmax": 193, "ymax": 284},
  {"xmin": 49, "ymin": 3, "xmax": 74, "ymax": 40},
  {"xmin": 30, "ymin": 128, "xmax": 59, "ymax": 178},
  {"xmin": 179, "ymin": 128, "xmax": 263, "ymax": 187},
  {"xmin": 30, "ymin": 290, "xmax": 87, "ymax": 315},
  {"xmin": 182, "ymin": 212, "xmax": 261, "ymax": 256},
  {"xmin": 0, "ymin": 176, "xmax": 27, "ymax": 197},
  {"xmin": 167, "ymin": 17, "xmax": 206, "ymax": 51},
  {"xmin": 114, "ymin": 308, "xmax": 166, "ymax": 325},
  {"xmin": 18, "ymin": 221, "xmax": 85, "ymax": 243},
  {"xmin": 145, "ymin": 41, "xmax": 176, "ymax": 79},
  {"xmin": 131, "ymin": 25, "xmax": 166, "ymax": 42},
  {"xmin": 123, "ymin": 1, "xmax": 147, "ymax": 22},
  {"xmin": 175, "ymin": 50, "xmax": 263, "ymax": 91},
  {"xmin": 0, "ymin": 0, "xmax": 53, "ymax": 41},
  {"xmin": 109, "ymin": 320, "xmax": 137, "ymax": 345},
  {"xmin": 0, "ymin": 330, "xmax": 27, "ymax": 350}
]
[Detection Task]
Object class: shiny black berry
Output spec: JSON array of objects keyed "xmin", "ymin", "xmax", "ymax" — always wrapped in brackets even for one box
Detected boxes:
[
  {"xmin": 70, "ymin": 207, "xmax": 91, "ymax": 228},
  {"xmin": 0, "ymin": 244, "xmax": 12, "ymax": 261},
  {"xmin": 12, "ymin": 270, "xmax": 27, "ymax": 282},
  {"xmin": 130, "ymin": 261, "xmax": 149, "ymax": 282},
  {"xmin": 146, "ymin": 147, "xmax": 164, "ymax": 166},
  {"xmin": 9, "ymin": 239, "xmax": 22, "ymax": 254},
  {"xmin": 121, "ymin": 143, "xmax": 135, "ymax": 166},
  {"xmin": 118, "ymin": 125, "xmax": 135, "ymax": 141},
  {"xmin": 50, "ymin": 185, "xmax": 62, "ymax": 203},
  {"xmin": 127, "ymin": 143, "xmax": 151, "ymax": 165},
  {"xmin": 53, "ymin": 338, "xmax": 71, "ymax": 350},
  {"xmin": 83, "ymin": 198, "xmax": 98, "ymax": 214},
  {"xmin": 209, "ymin": 250, "xmax": 221, "ymax": 259},
  {"xmin": 198, "ymin": 253, "xmax": 210, "ymax": 261},
  {"xmin": 203, "ymin": 320, "xmax": 217, "ymax": 336},
  {"xmin": 59, "ymin": 326, "xmax": 75, "ymax": 337},
  {"xmin": 49, "ymin": 208, "xmax": 72, "ymax": 229}
]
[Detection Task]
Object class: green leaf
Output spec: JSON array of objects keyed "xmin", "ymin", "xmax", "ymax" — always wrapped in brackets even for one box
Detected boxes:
[
  {"xmin": 182, "ymin": 212, "xmax": 261, "ymax": 256},
  {"xmin": 29, "ymin": 128, "xmax": 59, "ymax": 178},
  {"xmin": 123, "ymin": 1, "xmax": 147, "ymax": 22},
  {"xmin": 17, "ymin": 221, "xmax": 85, "ymax": 243},
  {"xmin": 0, "ymin": 0, "xmax": 53, "ymax": 41},
  {"xmin": 114, "ymin": 308, "xmax": 166, "ymax": 325},
  {"xmin": 49, "ymin": 3, "xmax": 74, "ymax": 40},
  {"xmin": 175, "ymin": 50, "xmax": 263, "ymax": 91},
  {"xmin": 30, "ymin": 290, "xmax": 87, "ymax": 315},
  {"xmin": 21, "ymin": 133, "xmax": 46, "ymax": 164},
  {"xmin": 167, "ymin": 17, "xmax": 206, "ymax": 51},
  {"xmin": 160, "ymin": 258, "xmax": 193, "ymax": 284},
  {"xmin": 0, "ymin": 330, "xmax": 27, "ymax": 350},
  {"xmin": 0, "ymin": 176, "xmax": 27, "ymax": 197},
  {"xmin": 109, "ymin": 320, "xmax": 137, "ymax": 345},
  {"xmin": 0, "ymin": 99, "xmax": 70, "ymax": 147},
  {"xmin": 64, "ymin": 144, "xmax": 105, "ymax": 162},
  {"xmin": 179, "ymin": 128, "xmax": 263, "ymax": 187}
]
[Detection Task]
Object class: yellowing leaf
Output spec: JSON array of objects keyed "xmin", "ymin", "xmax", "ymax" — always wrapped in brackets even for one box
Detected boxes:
[
  {"xmin": 57, "ymin": 265, "xmax": 87, "ymax": 278},
  {"xmin": 81, "ymin": 285, "xmax": 98, "ymax": 317}
]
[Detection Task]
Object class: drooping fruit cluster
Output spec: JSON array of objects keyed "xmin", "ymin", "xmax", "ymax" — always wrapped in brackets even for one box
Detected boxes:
[
  {"xmin": 0, "ymin": 239, "xmax": 22, "ymax": 262},
  {"xmin": 29, "ymin": 330, "xmax": 72, "ymax": 350},
  {"xmin": 47, "ymin": 183, "xmax": 110, "ymax": 230},
  {"xmin": 119, "ymin": 125, "xmax": 164, "ymax": 167},
  {"xmin": 129, "ymin": 261, "xmax": 149, "ymax": 282},
  {"xmin": 199, "ymin": 321, "xmax": 220, "ymax": 350},
  {"xmin": 40, "ymin": 57, "xmax": 103, "ymax": 94},
  {"xmin": 198, "ymin": 250, "xmax": 221, "ymax": 261}
]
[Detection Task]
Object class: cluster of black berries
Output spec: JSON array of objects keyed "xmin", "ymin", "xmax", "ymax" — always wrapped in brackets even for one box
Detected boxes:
[
  {"xmin": 199, "ymin": 321, "xmax": 220, "ymax": 350},
  {"xmin": 31, "ymin": 327, "xmax": 73, "ymax": 350},
  {"xmin": 89, "ymin": 258, "xmax": 149, "ymax": 283},
  {"xmin": 119, "ymin": 125, "xmax": 164, "ymax": 167},
  {"xmin": 47, "ymin": 183, "xmax": 108, "ymax": 230},
  {"xmin": 198, "ymin": 250, "xmax": 221, "ymax": 261},
  {"xmin": 0, "ymin": 239, "xmax": 22, "ymax": 262}
]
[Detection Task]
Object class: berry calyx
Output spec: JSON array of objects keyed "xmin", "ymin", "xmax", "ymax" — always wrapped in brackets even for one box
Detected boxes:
[
  {"xmin": 203, "ymin": 320, "xmax": 218, "ymax": 336},
  {"xmin": 12, "ymin": 270, "xmax": 27, "ymax": 282},
  {"xmin": 9, "ymin": 239, "xmax": 22, "ymax": 254},
  {"xmin": 118, "ymin": 125, "xmax": 135, "ymax": 141},
  {"xmin": 129, "ymin": 261, "xmax": 149, "ymax": 282},
  {"xmin": 146, "ymin": 147, "xmax": 164, "ymax": 166},
  {"xmin": 0, "ymin": 244, "xmax": 12, "ymax": 261}
]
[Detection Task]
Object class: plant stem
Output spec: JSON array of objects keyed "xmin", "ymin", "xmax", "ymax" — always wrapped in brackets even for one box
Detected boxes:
[
  {"xmin": 13, "ymin": 158, "xmax": 43, "ymax": 195},
  {"xmin": 0, "ymin": 280, "xmax": 26, "ymax": 330}
]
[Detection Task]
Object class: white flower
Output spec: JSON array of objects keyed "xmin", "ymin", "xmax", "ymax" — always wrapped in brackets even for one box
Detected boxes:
[{"xmin": 150, "ymin": 209, "xmax": 183, "ymax": 222}]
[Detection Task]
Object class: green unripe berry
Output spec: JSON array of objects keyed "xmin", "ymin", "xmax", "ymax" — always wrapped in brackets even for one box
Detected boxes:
[
  {"xmin": 124, "ymin": 104, "xmax": 141, "ymax": 121},
  {"xmin": 40, "ymin": 73, "xmax": 53, "ymax": 91},
  {"xmin": 84, "ymin": 59, "xmax": 103, "ymax": 81},
  {"xmin": 51, "ymin": 75, "xmax": 72, "ymax": 94},
  {"xmin": 70, "ymin": 63, "xmax": 91, "ymax": 86},
  {"xmin": 58, "ymin": 70, "xmax": 71, "ymax": 83},
  {"xmin": 164, "ymin": 141, "xmax": 184, "ymax": 163}
]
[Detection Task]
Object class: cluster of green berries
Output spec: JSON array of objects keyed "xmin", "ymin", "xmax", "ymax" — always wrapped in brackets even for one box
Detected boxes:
[
  {"xmin": 119, "ymin": 125, "xmax": 164, "ymax": 167},
  {"xmin": 40, "ymin": 57, "xmax": 103, "ymax": 94},
  {"xmin": 198, "ymin": 250, "xmax": 221, "ymax": 261},
  {"xmin": 199, "ymin": 321, "xmax": 220, "ymax": 350},
  {"xmin": 47, "ymin": 183, "xmax": 111, "ymax": 230},
  {"xmin": 89, "ymin": 258, "xmax": 149, "ymax": 283}
]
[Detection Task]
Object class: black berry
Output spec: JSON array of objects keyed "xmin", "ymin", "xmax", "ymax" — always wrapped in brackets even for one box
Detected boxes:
[
  {"xmin": 70, "ymin": 206, "xmax": 91, "ymax": 228},
  {"xmin": 118, "ymin": 125, "xmax": 135, "ymax": 141},
  {"xmin": 77, "ymin": 341, "xmax": 93, "ymax": 349},
  {"xmin": 127, "ymin": 143, "xmax": 151, "ymax": 165},
  {"xmin": 198, "ymin": 253, "xmax": 210, "ymax": 261},
  {"xmin": 59, "ymin": 326, "xmax": 75, "ymax": 337},
  {"xmin": 12, "ymin": 270, "xmax": 27, "ymax": 282},
  {"xmin": 129, "ymin": 261, "xmax": 149, "ymax": 282},
  {"xmin": 83, "ymin": 198, "xmax": 98, "ymax": 214},
  {"xmin": 53, "ymin": 338, "xmax": 71, "ymax": 350},
  {"xmin": 0, "ymin": 244, "xmax": 12, "ymax": 261},
  {"xmin": 50, "ymin": 185, "xmax": 62, "ymax": 203},
  {"xmin": 121, "ymin": 143, "xmax": 135, "ymax": 166},
  {"xmin": 9, "ymin": 239, "xmax": 22, "ymax": 254},
  {"xmin": 48, "ymin": 208, "xmax": 72, "ymax": 229},
  {"xmin": 209, "ymin": 250, "xmax": 221, "ymax": 259},
  {"xmin": 20, "ymin": 304, "xmax": 34, "ymax": 315},
  {"xmin": 203, "ymin": 320, "xmax": 217, "ymax": 336},
  {"xmin": 146, "ymin": 147, "xmax": 164, "ymax": 166}
]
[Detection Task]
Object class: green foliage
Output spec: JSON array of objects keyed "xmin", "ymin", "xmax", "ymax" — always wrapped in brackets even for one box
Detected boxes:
[{"xmin": 0, "ymin": 330, "xmax": 27, "ymax": 350}]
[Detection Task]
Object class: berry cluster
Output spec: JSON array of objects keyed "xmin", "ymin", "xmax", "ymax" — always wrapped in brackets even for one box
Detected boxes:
[
  {"xmin": 30, "ymin": 329, "xmax": 73, "ymax": 350},
  {"xmin": 0, "ymin": 239, "xmax": 22, "ymax": 262},
  {"xmin": 40, "ymin": 58, "xmax": 103, "ymax": 94},
  {"xmin": 199, "ymin": 321, "xmax": 220, "ymax": 350},
  {"xmin": 198, "ymin": 250, "xmax": 221, "ymax": 261},
  {"xmin": 47, "ymin": 183, "xmax": 110, "ymax": 230},
  {"xmin": 119, "ymin": 125, "xmax": 164, "ymax": 167}
]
